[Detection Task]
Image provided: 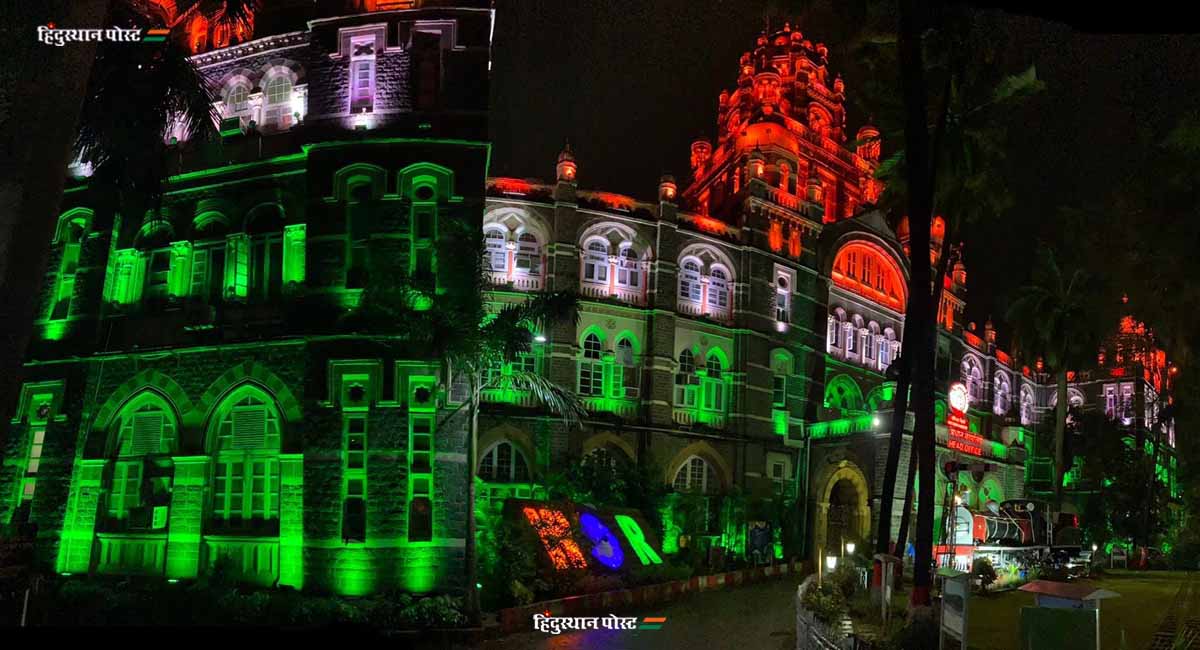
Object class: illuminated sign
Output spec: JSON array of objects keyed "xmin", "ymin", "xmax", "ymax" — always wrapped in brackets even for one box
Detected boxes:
[
  {"xmin": 510, "ymin": 500, "xmax": 663, "ymax": 573},
  {"xmin": 946, "ymin": 381, "xmax": 983, "ymax": 456}
]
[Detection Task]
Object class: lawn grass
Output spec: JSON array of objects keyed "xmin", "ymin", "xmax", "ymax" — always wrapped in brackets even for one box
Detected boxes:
[{"xmin": 966, "ymin": 570, "xmax": 1187, "ymax": 650}]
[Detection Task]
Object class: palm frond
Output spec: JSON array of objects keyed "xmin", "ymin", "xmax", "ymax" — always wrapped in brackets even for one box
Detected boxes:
[{"xmin": 505, "ymin": 370, "xmax": 589, "ymax": 428}]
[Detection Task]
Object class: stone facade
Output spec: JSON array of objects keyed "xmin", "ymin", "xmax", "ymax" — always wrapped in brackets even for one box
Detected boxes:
[{"xmin": 1, "ymin": 1, "xmax": 490, "ymax": 596}]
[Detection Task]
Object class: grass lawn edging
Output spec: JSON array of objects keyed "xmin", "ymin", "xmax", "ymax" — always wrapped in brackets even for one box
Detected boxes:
[{"xmin": 497, "ymin": 558, "xmax": 808, "ymax": 634}]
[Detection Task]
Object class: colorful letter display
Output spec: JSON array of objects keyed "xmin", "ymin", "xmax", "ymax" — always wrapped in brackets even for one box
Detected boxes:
[
  {"xmin": 946, "ymin": 381, "xmax": 983, "ymax": 456},
  {"xmin": 511, "ymin": 500, "xmax": 664, "ymax": 572},
  {"xmin": 522, "ymin": 506, "xmax": 588, "ymax": 570}
]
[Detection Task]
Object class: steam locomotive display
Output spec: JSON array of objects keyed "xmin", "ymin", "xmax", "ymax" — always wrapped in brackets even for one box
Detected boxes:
[{"xmin": 936, "ymin": 498, "xmax": 1084, "ymax": 572}]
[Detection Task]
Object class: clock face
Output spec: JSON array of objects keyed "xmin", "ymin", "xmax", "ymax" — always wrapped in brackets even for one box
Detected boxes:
[{"xmin": 948, "ymin": 382, "xmax": 969, "ymax": 416}]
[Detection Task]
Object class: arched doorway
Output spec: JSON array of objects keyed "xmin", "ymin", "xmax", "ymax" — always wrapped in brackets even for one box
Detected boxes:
[
  {"xmin": 813, "ymin": 462, "xmax": 870, "ymax": 562},
  {"xmin": 826, "ymin": 478, "xmax": 861, "ymax": 553}
]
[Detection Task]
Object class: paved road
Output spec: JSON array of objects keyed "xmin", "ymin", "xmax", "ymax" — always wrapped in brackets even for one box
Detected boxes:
[{"xmin": 470, "ymin": 577, "xmax": 802, "ymax": 650}]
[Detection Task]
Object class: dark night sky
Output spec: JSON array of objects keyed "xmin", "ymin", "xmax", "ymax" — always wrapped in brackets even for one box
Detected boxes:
[{"xmin": 489, "ymin": 1, "xmax": 1200, "ymax": 331}]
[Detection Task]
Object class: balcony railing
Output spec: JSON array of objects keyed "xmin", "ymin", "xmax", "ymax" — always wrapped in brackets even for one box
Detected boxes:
[
  {"xmin": 489, "ymin": 272, "xmax": 543, "ymax": 292},
  {"xmin": 764, "ymin": 186, "xmax": 803, "ymax": 212}
]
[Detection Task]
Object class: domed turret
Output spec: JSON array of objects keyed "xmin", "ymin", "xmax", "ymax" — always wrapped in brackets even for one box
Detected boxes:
[
  {"xmin": 659, "ymin": 174, "xmax": 677, "ymax": 203},
  {"xmin": 690, "ymin": 138, "xmax": 712, "ymax": 173},
  {"xmin": 856, "ymin": 123, "xmax": 881, "ymax": 162},
  {"xmin": 556, "ymin": 143, "xmax": 577, "ymax": 183}
]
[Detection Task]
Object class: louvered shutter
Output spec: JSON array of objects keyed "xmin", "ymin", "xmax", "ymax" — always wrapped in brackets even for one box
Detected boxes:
[
  {"xmin": 232, "ymin": 408, "xmax": 267, "ymax": 449},
  {"xmin": 131, "ymin": 412, "xmax": 163, "ymax": 455}
]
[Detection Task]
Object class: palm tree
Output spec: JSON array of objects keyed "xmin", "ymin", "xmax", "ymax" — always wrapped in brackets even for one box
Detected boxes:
[
  {"xmin": 0, "ymin": 0, "xmax": 252, "ymax": 429},
  {"xmin": 444, "ymin": 290, "xmax": 587, "ymax": 623},
  {"xmin": 1007, "ymin": 244, "xmax": 1104, "ymax": 509}
]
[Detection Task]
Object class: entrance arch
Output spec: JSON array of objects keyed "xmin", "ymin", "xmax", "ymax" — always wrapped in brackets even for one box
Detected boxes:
[{"xmin": 813, "ymin": 461, "xmax": 871, "ymax": 560}]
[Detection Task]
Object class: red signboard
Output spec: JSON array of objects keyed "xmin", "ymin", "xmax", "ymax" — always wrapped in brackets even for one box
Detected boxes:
[{"xmin": 946, "ymin": 382, "xmax": 982, "ymax": 456}]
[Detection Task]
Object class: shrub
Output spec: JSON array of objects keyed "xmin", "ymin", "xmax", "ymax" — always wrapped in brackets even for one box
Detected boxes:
[
  {"xmin": 972, "ymin": 557, "xmax": 998, "ymax": 593},
  {"xmin": 397, "ymin": 595, "xmax": 467, "ymax": 629},
  {"xmin": 801, "ymin": 584, "xmax": 847, "ymax": 625},
  {"xmin": 829, "ymin": 563, "xmax": 860, "ymax": 600}
]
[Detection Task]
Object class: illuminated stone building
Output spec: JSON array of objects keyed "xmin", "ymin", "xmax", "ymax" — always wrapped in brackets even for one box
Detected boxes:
[
  {"xmin": 476, "ymin": 24, "xmax": 1179, "ymax": 564},
  {"xmin": 1, "ymin": 0, "xmax": 491, "ymax": 595}
]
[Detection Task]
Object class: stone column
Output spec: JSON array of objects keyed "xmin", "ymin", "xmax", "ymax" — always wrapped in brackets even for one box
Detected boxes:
[
  {"xmin": 165, "ymin": 456, "xmax": 209, "ymax": 580},
  {"xmin": 56, "ymin": 459, "xmax": 106, "ymax": 574},
  {"xmin": 278, "ymin": 453, "xmax": 304, "ymax": 589}
]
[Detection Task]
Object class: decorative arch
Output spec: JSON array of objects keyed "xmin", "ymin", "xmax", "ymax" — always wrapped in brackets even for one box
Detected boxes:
[
  {"xmin": 54, "ymin": 208, "xmax": 93, "ymax": 244},
  {"xmin": 1020, "ymin": 384, "xmax": 1036, "ymax": 425},
  {"xmin": 483, "ymin": 205, "xmax": 552, "ymax": 249},
  {"xmin": 824, "ymin": 374, "xmax": 864, "ymax": 415},
  {"xmin": 993, "ymin": 371, "xmax": 1012, "ymax": 416},
  {"xmin": 581, "ymin": 432, "xmax": 636, "ymax": 464},
  {"xmin": 703, "ymin": 345, "xmax": 730, "ymax": 371},
  {"xmin": 244, "ymin": 202, "xmax": 286, "ymax": 234},
  {"xmin": 135, "ymin": 217, "xmax": 176, "ymax": 249},
  {"xmin": 104, "ymin": 389, "xmax": 182, "ymax": 458},
  {"xmin": 770, "ymin": 348, "xmax": 794, "ymax": 374},
  {"xmin": 812, "ymin": 459, "xmax": 871, "ymax": 552},
  {"xmin": 677, "ymin": 242, "xmax": 736, "ymax": 281},
  {"xmin": 830, "ymin": 240, "xmax": 906, "ymax": 312},
  {"xmin": 478, "ymin": 422, "xmax": 536, "ymax": 474},
  {"xmin": 92, "ymin": 369, "xmax": 198, "ymax": 442},
  {"xmin": 577, "ymin": 221, "xmax": 654, "ymax": 261},
  {"xmin": 331, "ymin": 163, "xmax": 387, "ymax": 202},
  {"xmin": 961, "ymin": 354, "xmax": 984, "ymax": 405},
  {"xmin": 578, "ymin": 324, "xmax": 608, "ymax": 348},
  {"xmin": 198, "ymin": 362, "xmax": 303, "ymax": 448},
  {"xmin": 397, "ymin": 162, "xmax": 460, "ymax": 203},
  {"xmin": 614, "ymin": 330, "xmax": 642, "ymax": 358},
  {"xmin": 663, "ymin": 441, "xmax": 732, "ymax": 492}
]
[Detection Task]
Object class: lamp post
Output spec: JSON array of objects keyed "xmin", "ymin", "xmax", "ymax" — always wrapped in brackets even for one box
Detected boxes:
[{"xmin": 846, "ymin": 541, "xmax": 856, "ymax": 556}]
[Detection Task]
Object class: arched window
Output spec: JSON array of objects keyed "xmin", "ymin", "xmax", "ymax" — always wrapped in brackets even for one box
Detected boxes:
[
  {"xmin": 583, "ymin": 445, "xmax": 628, "ymax": 472},
  {"xmin": 830, "ymin": 241, "xmax": 906, "ymax": 312},
  {"xmin": 478, "ymin": 441, "xmax": 531, "ymax": 483},
  {"xmin": 673, "ymin": 456, "xmax": 717, "ymax": 494},
  {"xmin": 224, "ymin": 81, "xmax": 251, "ymax": 120},
  {"xmin": 844, "ymin": 322, "xmax": 857, "ymax": 354},
  {"xmin": 962, "ymin": 356, "xmax": 984, "ymax": 404},
  {"xmin": 993, "ymin": 372, "xmax": 1011, "ymax": 416},
  {"xmin": 49, "ymin": 212, "xmax": 89, "ymax": 321},
  {"xmin": 107, "ymin": 393, "xmax": 178, "ymax": 527},
  {"xmin": 824, "ymin": 375, "xmax": 864, "ymax": 415},
  {"xmin": 208, "ymin": 385, "xmax": 283, "ymax": 531},
  {"xmin": 262, "ymin": 75, "xmax": 293, "ymax": 129},
  {"xmin": 679, "ymin": 259, "xmax": 702, "ymax": 302},
  {"xmin": 703, "ymin": 352, "xmax": 725, "ymax": 411},
  {"xmin": 615, "ymin": 337, "xmax": 639, "ymax": 398},
  {"xmin": 880, "ymin": 329, "xmax": 895, "ymax": 368},
  {"xmin": 775, "ymin": 276, "xmax": 790, "ymax": 323},
  {"xmin": 675, "ymin": 349, "xmax": 699, "ymax": 406},
  {"xmin": 707, "ymin": 267, "xmax": 730, "ymax": 311},
  {"xmin": 515, "ymin": 232, "xmax": 542, "ymax": 276},
  {"xmin": 578, "ymin": 333, "xmax": 604, "ymax": 396},
  {"xmin": 827, "ymin": 316, "xmax": 840, "ymax": 350},
  {"xmin": 615, "ymin": 244, "xmax": 641, "ymax": 288},
  {"xmin": 771, "ymin": 351, "xmax": 793, "ymax": 408},
  {"xmin": 1020, "ymin": 385, "xmax": 1035, "ymax": 426},
  {"xmin": 484, "ymin": 228, "xmax": 507, "ymax": 274},
  {"xmin": 864, "ymin": 323, "xmax": 879, "ymax": 361},
  {"xmin": 583, "ymin": 240, "xmax": 609, "ymax": 284}
]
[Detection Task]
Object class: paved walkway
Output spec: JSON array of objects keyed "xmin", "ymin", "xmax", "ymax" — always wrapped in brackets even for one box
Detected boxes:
[{"xmin": 469, "ymin": 576, "xmax": 802, "ymax": 650}]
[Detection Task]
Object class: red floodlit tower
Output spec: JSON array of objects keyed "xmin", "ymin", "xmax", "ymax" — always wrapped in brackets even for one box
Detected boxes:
[{"xmin": 680, "ymin": 23, "xmax": 884, "ymax": 232}]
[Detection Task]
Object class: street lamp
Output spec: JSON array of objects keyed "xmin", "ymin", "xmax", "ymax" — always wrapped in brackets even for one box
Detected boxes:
[
  {"xmin": 845, "ymin": 542, "xmax": 856, "ymax": 556},
  {"xmin": 826, "ymin": 555, "xmax": 838, "ymax": 573}
]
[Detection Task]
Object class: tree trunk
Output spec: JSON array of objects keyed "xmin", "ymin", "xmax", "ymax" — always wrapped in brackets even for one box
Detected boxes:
[
  {"xmin": 1054, "ymin": 368, "xmax": 1067, "ymax": 511},
  {"xmin": 0, "ymin": 0, "xmax": 110, "ymax": 428},
  {"xmin": 897, "ymin": 0, "xmax": 937, "ymax": 608},
  {"xmin": 894, "ymin": 438, "xmax": 918, "ymax": 566},
  {"xmin": 873, "ymin": 347, "xmax": 911, "ymax": 588}
]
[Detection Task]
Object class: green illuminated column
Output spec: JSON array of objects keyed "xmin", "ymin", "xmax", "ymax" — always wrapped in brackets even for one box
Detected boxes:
[
  {"xmin": 166, "ymin": 456, "xmax": 209, "ymax": 580},
  {"xmin": 603, "ymin": 351, "xmax": 618, "ymax": 400},
  {"xmin": 168, "ymin": 241, "xmax": 193, "ymax": 300},
  {"xmin": 279, "ymin": 453, "xmax": 304, "ymax": 589},
  {"xmin": 282, "ymin": 224, "xmax": 306, "ymax": 289},
  {"xmin": 224, "ymin": 234, "xmax": 250, "ymax": 300},
  {"xmin": 56, "ymin": 459, "xmax": 106, "ymax": 574}
]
